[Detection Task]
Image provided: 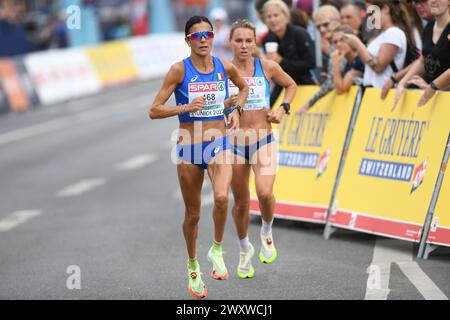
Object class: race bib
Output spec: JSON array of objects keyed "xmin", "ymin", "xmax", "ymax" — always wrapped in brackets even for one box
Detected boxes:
[
  {"xmin": 229, "ymin": 77, "xmax": 268, "ymax": 111},
  {"xmin": 188, "ymin": 81, "xmax": 226, "ymax": 117}
]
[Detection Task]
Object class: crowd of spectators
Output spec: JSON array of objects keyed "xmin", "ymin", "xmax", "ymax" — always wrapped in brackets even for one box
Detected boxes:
[
  {"xmin": 2, "ymin": 0, "xmax": 449, "ymax": 106},
  {"xmin": 249, "ymin": 0, "xmax": 449, "ymax": 110}
]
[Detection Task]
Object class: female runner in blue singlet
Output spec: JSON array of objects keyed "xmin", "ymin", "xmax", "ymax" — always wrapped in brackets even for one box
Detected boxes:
[
  {"xmin": 149, "ymin": 16, "xmax": 248, "ymax": 299},
  {"xmin": 226, "ymin": 20, "xmax": 297, "ymax": 279}
]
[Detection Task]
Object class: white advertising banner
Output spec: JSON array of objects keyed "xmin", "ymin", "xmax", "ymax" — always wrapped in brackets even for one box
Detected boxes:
[
  {"xmin": 24, "ymin": 48, "xmax": 101, "ymax": 105},
  {"xmin": 128, "ymin": 33, "xmax": 190, "ymax": 80}
]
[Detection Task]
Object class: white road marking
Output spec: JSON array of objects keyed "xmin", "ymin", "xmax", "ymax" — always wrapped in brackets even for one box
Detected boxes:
[
  {"xmin": 365, "ymin": 238, "xmax": 448, "ymax": 300},
  {"xmin": 365, "ymin": 238, "xmax": 411, "ymax": 300},
  {"xmin": 397, "ymin": 262, "xmax": 448, "ymax": 300},
  {"xmin": 115, "ymin": 154, "xmax": 157, "ymax": 171},
  {"xmin": 57, "ymin": 178, "xmax": 106, "ymax": 197},
  {"xmin": 0, "ymin": 210, "xmax": 42, "ymax": 232}
]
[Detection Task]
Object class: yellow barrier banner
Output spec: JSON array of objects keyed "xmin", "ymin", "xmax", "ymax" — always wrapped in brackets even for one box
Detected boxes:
[
  {"xmin": 86, "ymin": 41, "xmax": 139, "ymax": 87},
  {"xmin": 250, "ymin": 86, "xmax": 359, "ymax": 223},
  {"xmin": 427, "ymin": 160, "xmax": 450, "ymax": 247},
  {"xmin": 330, "ymin": 88, "xmax": 450, "ymax": 242}
]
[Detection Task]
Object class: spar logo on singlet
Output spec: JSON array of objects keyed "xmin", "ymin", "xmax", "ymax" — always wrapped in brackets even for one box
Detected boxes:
[
  {"xmin": 189, "ymin": 82, "xmax": 225, "ymax": 92},
  {"xmin": 229, "ymin": 77, "xmax": 264, "ymax": 88}
]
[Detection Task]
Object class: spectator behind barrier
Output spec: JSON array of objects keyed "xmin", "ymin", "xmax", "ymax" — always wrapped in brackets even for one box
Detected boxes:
[
  {"xmin": 290, "ymin": 7, "xmax": 309, "ymax": 28},
  {"xmin": 405, "ymin": 1, "xmax": 428, "ymax": 49},
  {"xmin": 0, "ymin": 3, "xmax": 30, "ymax": 57},
  {"xmin": 255, "ymin": 0, "xmax": 314, "ymax": 46},
  {"xmin": 392, "ymin": 0, "xmax": 450, "ymax": 111},
  {"xmin": 342, "ymin": 0, "xmax": 415, "ymax": 88},
  {"xmin": 261, "ymin": 0, "xmax": 316, "ymax": 106},
  {"xmin": 340, "ymin": 2, "xmax": 365, "ymax": 41},
  {"xmin": 408, "ymin": 0, "xmax": 434, "ymax": 22},
  {"xmin": 380, "ymin": 0, "xmax": 433, "ymax": 99},
  {"xmin": 296, "ymin": 24, "xmax": 365, "ymax": 114},
  {"xmin": 210, "ymin": 8, "xmax": 232, "ymax": 60},
  {"xmin": 313, "ymin": 5, "xmax": 341, "ymax": 75}
]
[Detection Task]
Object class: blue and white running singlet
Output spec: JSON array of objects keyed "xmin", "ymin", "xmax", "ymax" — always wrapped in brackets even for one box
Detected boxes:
[
  {"xmin": 174, "ymin": 56, "xmax": 230, "ymax": 169},
  {"xmin": 228, "ymin": 58, "xmax": 270, "ymax": 111},
  {"xmin": 228, "ymin": 58, "xmax": 274, "ymax": 161},
  {"xmin": 175, "ymin": 56, "xmax": 229, "ymax": 123}
]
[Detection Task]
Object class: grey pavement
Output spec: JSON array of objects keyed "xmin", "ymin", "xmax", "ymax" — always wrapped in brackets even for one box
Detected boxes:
[{"xmin": 0, "ymin": 79, "xmax": 449, "ymax": 300}]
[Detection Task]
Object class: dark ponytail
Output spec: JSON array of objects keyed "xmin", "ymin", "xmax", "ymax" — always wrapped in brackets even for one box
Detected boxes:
[
  {"xmin": 185, "ymin": 16, "xmax": 214, "ymax": 36},
  {"xmin": 390, "ymin": 0, "xmax": 416, "ymax": 47}
]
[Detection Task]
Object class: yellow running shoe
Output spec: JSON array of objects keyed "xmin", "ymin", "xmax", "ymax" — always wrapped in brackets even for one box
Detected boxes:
[
  {"xmin": 187, "ymin": 260, "xmax": 207, "ymax": 299},
  {"xmin": 207, "ymin": 246, "xmax": 229, "ymax": 280}
]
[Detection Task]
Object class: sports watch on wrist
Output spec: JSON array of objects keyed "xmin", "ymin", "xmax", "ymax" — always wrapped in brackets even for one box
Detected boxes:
[
  {"xmin": 234, "ymin": 105, "xmax": 243, "ymax": 116},
  {"xmin": 280, "ymin": 102, "xmax": 290, "ymax": 115},
  {"xmin": 224, "ymin": 105, "xmax": 243, "ymax": 116}
]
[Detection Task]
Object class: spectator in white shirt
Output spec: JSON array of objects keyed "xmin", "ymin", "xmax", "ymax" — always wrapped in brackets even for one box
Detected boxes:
[{"xmin": 341, "ymin": 0, "xmax": 415, "ymax": 88}]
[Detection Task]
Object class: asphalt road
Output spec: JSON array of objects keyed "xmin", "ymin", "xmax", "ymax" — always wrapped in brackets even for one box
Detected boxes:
[{"xmin": 0, "ymin": 79, "xmax": 449, "ymax": 300}]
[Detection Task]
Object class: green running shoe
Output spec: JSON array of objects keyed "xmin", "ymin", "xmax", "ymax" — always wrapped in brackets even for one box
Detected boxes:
[
  {"xmin": 259, "ymin": 231, "xmax": 277, "ymax": 264},
  {"xmin": 207, "ymin": 246, "xmax": 229, "ymax": 280},
  {"xmin": 237, "ymin": 242, "xmax": 255, "ymax": 279},
  {"xmin": 187, "ymin": 260, "xmax": 207, "ymax": 299}
]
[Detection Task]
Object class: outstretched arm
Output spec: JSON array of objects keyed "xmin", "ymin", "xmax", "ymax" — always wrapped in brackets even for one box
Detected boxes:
[
  {"xmin": 418, "ymin": 68, "xmax": 450, "ymax": 107},
  {"xmin": 392, "ymin": 57, "xmax": 425, "ymax": 111}
]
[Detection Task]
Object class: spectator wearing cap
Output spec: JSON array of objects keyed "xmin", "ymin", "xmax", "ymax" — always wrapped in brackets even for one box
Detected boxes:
[
  {"xmin": 261, "ymin": 0, "xmax": 316, "ymax": 105},
  {"xmin": 210, "ymin": 8, "xmax": 232, "ymax": 60}
]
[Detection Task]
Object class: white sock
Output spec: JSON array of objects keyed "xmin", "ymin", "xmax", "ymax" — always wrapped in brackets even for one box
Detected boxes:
[
  {"xmin": 239, "ymin": 235, "xmax": 250, "ymax": 252},
  {"xmin": 261, "ymin": 218, "xmax": 273, "ymax": 236}
]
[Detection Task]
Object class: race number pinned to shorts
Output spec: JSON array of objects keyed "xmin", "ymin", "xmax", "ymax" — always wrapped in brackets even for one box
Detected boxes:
[
  {"xmin": 229, "ymin": 77, "xmax": 268, "ymax": 111},
  {"xmin": 188, "ymin": 81, "xmax": 226, "ymax": 118}
]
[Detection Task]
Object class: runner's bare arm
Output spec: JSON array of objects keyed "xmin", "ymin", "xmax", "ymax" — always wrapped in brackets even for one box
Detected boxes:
[
  {"xmin": 149, "ymin": 62, "xmax": 204, "ymax": 119},
  {"xmin": 222, "ymin": 60, "xmax": 249, "ymax": 108},
  {"xmin": 264, "ymin": 59, "xmax": 296, "ymax": 104},
  {"xmin": 262, "ymin": 59, "xmax": 295, "ymax": 123}
]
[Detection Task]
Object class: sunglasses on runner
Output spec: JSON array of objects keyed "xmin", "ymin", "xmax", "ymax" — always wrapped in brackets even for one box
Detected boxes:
[{"xmin": 186, "ymin": 31, "xmax": 215, "ymax": 41}]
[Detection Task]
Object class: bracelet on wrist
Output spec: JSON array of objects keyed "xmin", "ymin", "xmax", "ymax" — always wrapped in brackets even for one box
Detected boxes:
[
  {"xmin": 179, "ymin": 104, "xmax": 187, "ymax": 114},
  {"xmin": 430, "ymin": 81, "xmax": 440, "ymax": 91}
]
